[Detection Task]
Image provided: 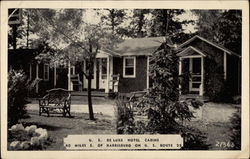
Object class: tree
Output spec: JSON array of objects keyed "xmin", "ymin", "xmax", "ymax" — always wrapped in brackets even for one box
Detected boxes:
[
  {"xmin": 193, "ymin": 10, "xmax": 241, "ymax": 55},
  {"xmin": 192, "ymin": 10, "xmax": 222, "ymax": 40},
  {"xmin": 100, "ymin": 9, "xmax": 127, "ymax": 36},
  {"xmin": 8, "ymin": 9, "xmax": 31, "ymax": 49},
  {"xmin": 27, "ymin": 9, "xmax": 118, "ymax": 120},
  {"xmin": 216, "ymin": 10, "xmax": 242, "ymax": 55},
  {"xmin": 144, "ymin": 39, "xmax": 193, "ymax": 133},
  {"xmin": 62, "ymin": 24, "xmax": 117, "ymax": 120},
  {"xmin": 128, "ymin": 9, "xmax": 151, "ymax": 38},
  {"xmin": 149, "ymin": 9, "xmax": 193, "ymax": 43}
]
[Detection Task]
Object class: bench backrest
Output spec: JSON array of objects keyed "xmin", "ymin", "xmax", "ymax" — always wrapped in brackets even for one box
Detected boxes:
[{"xmin": 45, "ymin": 88, "xmax": 71, "ymax": 104}]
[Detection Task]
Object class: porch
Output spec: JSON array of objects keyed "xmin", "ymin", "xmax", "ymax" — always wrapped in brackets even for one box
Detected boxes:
[
  {"xmin": 67, "ymin": 50, "xmax": 120, "ymax": 94},
  {"xmin": 178, "ymin": 46, "xmax": 206, "ymax": 96}
]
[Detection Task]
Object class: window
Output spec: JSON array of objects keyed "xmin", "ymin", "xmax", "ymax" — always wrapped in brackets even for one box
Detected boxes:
[
  {"xmin": 44, "ymin": 64, "xmax": 49, "ymax": 81},
  {"xmin": 123, "ymin": 57, "xmax": 136, "ymax": 78}
]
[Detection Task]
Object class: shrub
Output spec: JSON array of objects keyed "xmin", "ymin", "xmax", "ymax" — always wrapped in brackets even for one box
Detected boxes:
[
  {"xmin": 205, "ymin": 59, "xmax": 233, "ymax": 102},
  {"xmin": 229, "ymin": 108, "xmax": 241, "ymax": 150},
  {"xmin": 8, "ymin": 123, "xmax": 52, "ymax": 150},
  {"xmin": 181, "ymin": 126, "xmax": 210, "ymax": 150},
  {"xmin": 115, "ymin": 98, "xmax": 135, "ymax": 134},
  {"xmin": 115, "ymin": 41, "xmax": 208, "ymax": 150},
  {"xmin": 8, "ymin": 70, "xmax": 29, "ymax": 126}
]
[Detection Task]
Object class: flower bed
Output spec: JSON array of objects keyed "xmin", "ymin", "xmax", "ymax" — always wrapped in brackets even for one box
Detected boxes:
[{"xmin": 8, "ymin": 124, "xmax": 51, "ymax": 150}]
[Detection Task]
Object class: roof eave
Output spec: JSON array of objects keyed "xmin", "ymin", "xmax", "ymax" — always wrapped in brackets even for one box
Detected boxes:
[
  {"xmin": 178, "ymin": 35, "xmax": 240, "ymax": 58},
  {"xmin": 177, "ymin": 46, "xmax": 207, "ymax": 57}
]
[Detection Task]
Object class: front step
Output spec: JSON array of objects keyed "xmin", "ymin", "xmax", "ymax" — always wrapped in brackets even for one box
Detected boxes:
[{"xmin": 180, "ymin": 94, "xmax": 209, "ymax": 103}]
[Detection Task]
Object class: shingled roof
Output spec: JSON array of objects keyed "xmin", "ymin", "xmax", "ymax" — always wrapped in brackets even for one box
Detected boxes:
[
  {"xmin": 178, "ymin": 35, "xmax": 241, "ymax": 58},
  {"xmin": 104, "ymin": 37, "xmax": 165, "ymax": 56}
]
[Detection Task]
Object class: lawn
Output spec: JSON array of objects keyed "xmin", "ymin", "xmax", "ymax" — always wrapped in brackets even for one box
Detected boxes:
[
  {"xmin": 18, "ymin": 110, "xmax": 116, "ymax": 150},
  {"xmin": 12, "ymin": 97, "xmax": 239, "ymax": 150},
  {"xmin": 184, "ymin": 102, "xmax": 239, "ymax": 150},
  {"xmin": 134, "ymin": 102, "xmax": 239, "ymax": 150},
  {"xmin": 14, "ymin": 96, "xmax": 117, "ymax": 150}
]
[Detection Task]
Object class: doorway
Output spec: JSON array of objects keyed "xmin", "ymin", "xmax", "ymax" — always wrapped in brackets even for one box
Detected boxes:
[
  {"xmin": 189, "ymin": 57, "xmax": 202, "ymax": 92},
  {"xmin": 99, "ymin": 58, "xmax": 108, "ymax": 90}
]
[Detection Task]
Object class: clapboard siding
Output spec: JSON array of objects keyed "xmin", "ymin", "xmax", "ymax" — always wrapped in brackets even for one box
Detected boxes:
[{"xmin": 113, "ymin": 56, "xmax": 147, "ymax": 93}]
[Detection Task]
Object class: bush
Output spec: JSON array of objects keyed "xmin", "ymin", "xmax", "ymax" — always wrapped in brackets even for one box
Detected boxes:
[
  {"xmin": 115, "ymin": 41, "xmax": 208, "ymax": 150},
  {"xmin": 8, "ymin": 70, "xmax": 29, "ymax": 126},
  {"xmin": 229, "ymin": 108, "xmax": 241, "ymax": 150},
  {"xmin": 115, "ymin": 98, "xmax": 135, "ymax": 134},
  {"xmin": 8, "ymin": 123, "xmax": 52, "ymax": 150},
  {"xmin": 205, "ymin": 59, "xmax": 233, "ymax": 102},
  {"xmin": 181, "ymin": 126, "xmax": 210, "ymax": 150}
]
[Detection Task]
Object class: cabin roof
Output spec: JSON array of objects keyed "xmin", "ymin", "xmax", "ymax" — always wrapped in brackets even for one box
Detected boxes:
[
  {"xmin": 178, "ymin": 35, "xmax": 241, "ymax": 58},
  {"xmin": 177, "ymin": 46, "xmax": 207, "ymax": 57},
  {"xmin": 104, "ymin": 37, "xmax": 165, "ymax": 56}
]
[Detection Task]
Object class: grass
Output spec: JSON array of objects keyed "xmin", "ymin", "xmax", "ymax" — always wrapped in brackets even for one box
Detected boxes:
[
  {"xmin": 133, "ymin": 102, "xmax": 238, "ymax": 150},
  {"xmin": 185, "ymin": 120, "xmax": 232, "ymax": 150},
  {"xmin": 17, "ymin": 109, "xmax": 116, "ymax": 150},
  {"xmin": 13, "ymin": 100, "xmax": 238, "ymax": 150}
]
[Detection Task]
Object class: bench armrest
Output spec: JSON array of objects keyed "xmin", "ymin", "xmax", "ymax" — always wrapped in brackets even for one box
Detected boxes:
[
  {"xmin": 37, "ymin": 94, "xmax": 49, "ymax": 107},
  {"xmin": 64, "ymin": 94, "xmax": 71, "ymax": 107}
]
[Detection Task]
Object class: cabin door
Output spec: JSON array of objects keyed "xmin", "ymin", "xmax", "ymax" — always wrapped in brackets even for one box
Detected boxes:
[
  {"xmin": 189, "ymin": 57, "xmax": 202, "ymax": 92},
  {"xmin": 99, "ymin": 58, "xmax": 108, "ymax": 90}
]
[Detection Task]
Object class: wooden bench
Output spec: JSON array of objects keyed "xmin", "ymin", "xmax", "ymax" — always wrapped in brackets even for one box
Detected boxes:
[{"xmin": 38, "ymin": 88, "xmax": 72, "ymax": 117}]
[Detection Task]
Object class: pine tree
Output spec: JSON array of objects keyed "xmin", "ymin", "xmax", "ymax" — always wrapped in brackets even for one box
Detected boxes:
[{"xmin": 144, "ymin": 38, "xmax": 194, "ymax": 134}]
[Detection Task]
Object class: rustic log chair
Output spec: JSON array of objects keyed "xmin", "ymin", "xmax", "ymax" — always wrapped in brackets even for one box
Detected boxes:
[
  {"xmin": 110, "ymin": 74, "xmax": 120, "ymax": 93},
  {"xmin": 71, "ymin": 74, "xmax": 83, "ymax": 91},
  {"xmin": 129, "ymin": 91, "xmax": 147, "ymax": 106},
  {"xmin": 38, "ymin": 88, "xmax": 72, "ymax": 117},
  {"xmin": 116, "ymin": 90, "xmax": 147, "ymax": 111}
]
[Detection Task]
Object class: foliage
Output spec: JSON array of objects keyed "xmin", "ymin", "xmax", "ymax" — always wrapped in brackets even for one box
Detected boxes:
[
  {"xmin": 128, "ymin": 9, "xmax": 151, "ymax": 38},
  {"xmin": 180, "ymin": 126, "xmax": 209, "ymax": 150},
  {"xmin": 114, "ymin": 40, "xmax": 207, "ymax": 149},
  {"xmin": 149, "ymin": 9, "xmax": 194, "ymax": 43},
  {"xmin": 8, "ymin": 70, "xmax": 30, "ymax": 126},
  {"xmin": 8, "ymin": 9, "xmax": 31, "ymax": 49},
  {"xmin": 205, "ymin": 59, "xmax": 233, "ymax": 102},
  {"xmin": 193, "ymin": 10, "xmax": 242, "ymax": 55},
  {"xmin": 28, "ymin": 9, "xmax": 121, "ymax": 120},
  {"xmin": 216, "ymin": 10, "xmax": 242, "ymax": 55},
  {"xmin": 115, "ymin": 97, "xmax": 149, "ymax": 134},
  {"xmin": 229, "ymin": 108, "xmax": 241, "ymax": 150},
  {"xmin": 144, "ymin": 41, "xmax": 190, "ymax": 133},
  {"xmin": 140, "ymin": 40, "xmax": 207, "ymax": 149},
  {"xmin": 115, "ymin": 98, "xmax": 135, "ymax": 134},
  {"xmin": 100, "ymin": 9, "xmax": 126, "ymax": 36},
  {"xmin": 192, "ymin": 10, "xmax": 222, "ymax": 40},
  {"xmin": 8, "ymin": 124, "xmax": 52, "ymax": 150}
]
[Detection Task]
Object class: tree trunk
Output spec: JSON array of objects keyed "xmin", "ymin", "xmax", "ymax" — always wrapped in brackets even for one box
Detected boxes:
[
  {"xmin": 111, "ymin": 9, "xmax": 115, "ymax": 34},
  {"xmin": 87, "ymin": 76, "xmax": 95, "ymax": 120},
  {"xmin": 137, "ymin": 12, "xmax": 144, "ymax": 37}
]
